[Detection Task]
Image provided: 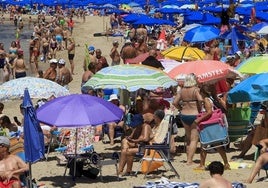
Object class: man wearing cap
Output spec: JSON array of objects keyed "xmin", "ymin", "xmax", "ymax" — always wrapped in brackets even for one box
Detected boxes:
[
  {"xmin": 0, "ymin": 136, "xmax": 28, "ymax": 188},
  {"xmin": 83, "ymin": 45, "xmax": 97, "ymax": 72},
  {"xmin": 43, "ymin": 59, "xmax": 57, "ymax": 81},
  {"xmin": 57, "ymin": 58, "xmax": 73, "ymax": 89},
  {"xmin": 110, "ymin": 41, "xmax": 121, "ymax": 66}
]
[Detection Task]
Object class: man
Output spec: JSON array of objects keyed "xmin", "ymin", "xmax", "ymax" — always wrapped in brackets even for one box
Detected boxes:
[
  {"xmin": 81, "ymin": 63, "xmax": 95, "ymax": 87},
  {"xmin": 95, "ymin": 49, "xmax": 108, "ymax": 72},
  {"xmin": 43, "ymin": 59, "xmax": 58, "ymax": 81},
  {"xmin": 120, "ymin": 40, "xmax": 137, "ymax": 64},
  {"xmin": 57, "ymin": 59, "xmax": 73, "ymax": 90},
  {"xmin": 199, "ymin": 161, "xmax": 232, "ymax": 188},
  {"xmin": 110, "ymin": 41, "xmax": 120, "ymax": 66},
  {"xmin": 0, "ymin": 136, "xmax": 28, "ymax": 188},
  {"xmin": 142, "ymin": 49, "xmax": 164, "ymax": 70},
  {"xmin": 83, "ymin": 45, "xmax": 97, "ymax": 72}
]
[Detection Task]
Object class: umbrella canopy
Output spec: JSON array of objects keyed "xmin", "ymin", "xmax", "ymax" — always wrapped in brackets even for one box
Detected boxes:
[
  {"xmin": 22, "ymin": 88, "xmax": 45, "ymax": 163},
  {"xmin": 82, "ymin": 64, "xmax": 177, "ymax": 92},
  {"xmin": 161, "ymin": 46, "xmax": 205, "ymax": 61},
  {"xmin": 257, "ymin": 25, "xmax": 268, "ymax": 34},
  {"xmin": 168, "ymin": 60, "xmax": 238, "ymax": 83},
  {"xmin": 237, "ymin": 55, "xmax": 268, "ymax": 74},
  {"xmin": 36, "ymin": 94, "xmax": 124, "ymax": 128},
  {"xmin": 183, "ymin": 25, "xmax": 220, "ymax": 43},
  {"xmin": 0, "ymin": 77, "xmax": 69, "ymax": 101},
  {"xmin": 220, "ymin": 27, "xmax": 250, "ymax": 41},
  {"xmin": 251, "ymin": 22, "xmax": 268, "ymax": 32},
  {"xmin": 227, "ymin": 73, "xmax": 268, "ymax": 103}
]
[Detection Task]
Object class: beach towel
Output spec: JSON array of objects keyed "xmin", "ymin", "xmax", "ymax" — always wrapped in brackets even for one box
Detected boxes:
[{"xmin": 205, "ymin": 161, "xmax": 253, "ymax": 170}]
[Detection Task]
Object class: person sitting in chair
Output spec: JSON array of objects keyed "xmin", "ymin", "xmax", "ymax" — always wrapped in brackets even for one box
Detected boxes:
[
  {"xmin": 118, "ymin": 114, "xmax": 153, "ymax": 176},
  {"xmin": 0, "ymin": 136, "xmax": 29, "ymax": 188},
  {"xmin": 246, "ymin": 138, "xmax": 268, "ymax": 183},
  {"xmin": 107, "ymin": 94, "xmax": 125, "ymax": 145}
]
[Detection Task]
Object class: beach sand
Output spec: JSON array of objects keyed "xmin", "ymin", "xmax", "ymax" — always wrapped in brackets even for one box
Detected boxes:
[{"xmin": 1, "ymin": 15, "xmax": 268, "ymax": 188}]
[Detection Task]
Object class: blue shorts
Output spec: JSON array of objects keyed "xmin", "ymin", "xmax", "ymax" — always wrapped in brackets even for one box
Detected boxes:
[{"xmin": 180, "ymin": 114, "xmax": 197, "ymax": 125}]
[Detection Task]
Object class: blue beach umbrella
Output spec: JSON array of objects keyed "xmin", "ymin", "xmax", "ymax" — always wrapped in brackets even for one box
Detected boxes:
[
  {"xmin": 227, "ymin": 73, "xmax": 268, "ymax": 103},
  {"xmin": 183, "ymin": 25, "xmax": 220, "ymax": 43},
  {"xmin": 251, "ymin": 22, "xmax": 268, "ymax": 32},
  {"xmin": 22, "ymin": 88, "xmax": 45, "ymax": 187}
]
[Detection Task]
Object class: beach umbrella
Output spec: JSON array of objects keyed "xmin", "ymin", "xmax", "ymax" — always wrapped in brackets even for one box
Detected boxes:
[
  {"xmin": 22, "ymin": 88, "xmax": 45, "ymax": 188},
  {"xmin": 257, "ymin": 25, "xmax": 268, "ymax": 35},
  {"xmin": 183, "ymin": 25, "xmax": 220, "ymax": 43},
  {"xmin": 220, "ymin": 27, "xmax": 250, "ymax": 41},
  {"xmin": 125, "ymin": 52, "xmax": 163, "ymax": 64},
  {"xmin": 0, "ymin": 77, "xmax": 69, "ymax": 101},
  {"xmin": 237, "ymin": 55, "xmax": 268, "ymax": 74},
  {"xmin": 180, "ymin": 23, "xmax": 201, "ymax": 32},
  {"xmin": 168, "ymin": 60, "xmax": 239, "ymax": 83},
  {"xmin": 36, "ymin": 94, "xmax": 123, "ymax": 127},
  {"xmin": 161, "ymin": 46, "xmax": 205, "ymax": 61},
  {"xmin": 251, "ymin": 22, "xmax": 268, "ymax": 32},
  {"xmin": 36, "ymin": 94, "xmax": 123, "ymax": 179},
  {"xmin": 159, "ymin": 59, "xmax": 182, "ymax": 73},
  {"xmin": 227, "ymin": 73, "xmax": 268, "ymax": 103},
  {"xmin": 82, "ymin": 64, "xmax": 177, "ymax": 92}
]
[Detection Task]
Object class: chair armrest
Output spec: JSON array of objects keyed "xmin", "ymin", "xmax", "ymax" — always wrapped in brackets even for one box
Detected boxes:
[{"xmin": 144, "ymin": 144, "xmax": 169, "ymax": 150}]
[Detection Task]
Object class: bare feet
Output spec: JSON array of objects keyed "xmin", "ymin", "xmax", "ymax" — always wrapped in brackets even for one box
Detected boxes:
[{"xmin": 224, "ymin": 163, "xmax": 231, "ymax": 170}]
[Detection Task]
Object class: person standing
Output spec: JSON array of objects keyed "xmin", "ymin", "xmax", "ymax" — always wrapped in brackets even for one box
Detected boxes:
[
  {"xmin": 172, "ymin": 74, "xmax": 203, "ymax": 165},
  {"xmin": 13, "ymin": 49, "xmax": 27, "ymax": 79},
  {"xmin": 110, "ymin": 41, "xmax": 120, "ymax": 66},
  {"xmin": 67, "ymin": 37, "xmax": 75, "ymax": 75},
  {"xmin": 83, "ymin": 46, "xmax": 97, "ymax": 72},
  {"xmin": 95, "ymin": 49, "xmax": 108, "ymax": 72},
  {"xmin": 67, "ymin": 17, "xmax": 74, "ymax": 35},
  {"xmin": 56, "ymin": 59, "xmax": 73, "ymax": 90},
  {"xmin": 43, "ymin": 59, "xmax": 58, "ymax": 81}
]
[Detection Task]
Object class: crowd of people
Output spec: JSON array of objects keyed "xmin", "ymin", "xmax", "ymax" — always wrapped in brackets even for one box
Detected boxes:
[{"xmin": 1, "ymin": 3, "xmax": 268, "ymax": 187}]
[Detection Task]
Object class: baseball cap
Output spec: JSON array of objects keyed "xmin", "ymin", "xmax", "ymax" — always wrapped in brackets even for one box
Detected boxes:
[
  {"xmin": 49, "ymin": 59, "xmax": 58, "ymax": 64},
  {"xmin": 0, "ymin": 136, "xmax": 10, "ymax": 147},
  {"xmin": 108, "ymin": 94, "xmax": 119, "ymax": 101},
  {"xmin": 58, "ymin": 58, "xmax": 66, "ymax": 65},
  {"xmin": 88, "ymin": 45, "xmax": 95, "ymax": 52}
]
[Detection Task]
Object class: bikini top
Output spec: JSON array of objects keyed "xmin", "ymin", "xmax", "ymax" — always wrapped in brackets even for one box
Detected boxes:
[
  {"xmin": 181, "ymin": 87, "xmax": 199, "ymax": 103},
  {"xmin": 9, "ymin": 49, "xmax": 17, "ymax": 54}
]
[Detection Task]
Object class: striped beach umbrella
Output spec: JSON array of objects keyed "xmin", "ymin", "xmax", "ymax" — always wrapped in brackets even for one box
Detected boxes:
[{"xmin": 82, "ymin": 64, "xmax": 177, "ymax": 92}]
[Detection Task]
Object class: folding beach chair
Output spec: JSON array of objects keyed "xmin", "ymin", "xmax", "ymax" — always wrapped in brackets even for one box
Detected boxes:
[
  {"xmin": 198, "ymin": 114, "xmax": 229, "ymax": 150},
  {"xmin": 139, "ymin": 115, "xmax": 180, "ymax": 179}
]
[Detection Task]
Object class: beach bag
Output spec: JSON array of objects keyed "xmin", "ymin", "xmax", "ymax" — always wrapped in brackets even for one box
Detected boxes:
[
  {"xmin": 197, "ymin": 109, "xmax": 223, "ymax": 131},
  {"xmin": 141, "ymin": 150, "xmax": 163, "ymax": 174}
]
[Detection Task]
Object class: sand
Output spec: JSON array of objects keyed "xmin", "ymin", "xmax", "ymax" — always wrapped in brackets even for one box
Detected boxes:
[{"xmin": 1, "ymin": 14, "xmax": 268, "ymax": 188}]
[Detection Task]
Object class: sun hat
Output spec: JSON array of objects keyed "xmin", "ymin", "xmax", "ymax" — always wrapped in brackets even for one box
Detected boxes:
[
  {"xmin": 58, "ymin": 58, "xmax": 66, "ymax": 65},
  {"xmin": 88, "ymin": 45, "xmax": 95, "ymax": 53},
  {"xmin": 49, "ymin": 59, "xmax": 58, "ymax": 64},
  {"xmin": 129, "ymin": 114, "xmax": 144, "ymax": 128},
  {"xmin": 108, "ymin": 94, "xmax": 119, "ymax": 101},
  {"xmin": 0, "ymin": 136, "xmax": 10, "ymax": 147}
]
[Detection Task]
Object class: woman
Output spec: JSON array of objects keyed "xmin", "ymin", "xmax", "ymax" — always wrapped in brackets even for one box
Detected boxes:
[
  {"xmin": 50, "ymin": 35, "xmax": 57, "ymax": 59},
  {"xmin": 173, "ymin": 74, "xmax": 203, "ymax": 165},
  {"xmin": 194, "ymin": 84, "xmax": 230, "ymax": 170},
  {"xmin": 118, "ymin": 114, "xmax": 153, "ymax": 176},
  {"xmin": 13, "ymin": 49, "xmax": 27, "ymax": 79},
  {"xmin": 67, "ymin": 37, "xmax": 75, "ymax": 75}
]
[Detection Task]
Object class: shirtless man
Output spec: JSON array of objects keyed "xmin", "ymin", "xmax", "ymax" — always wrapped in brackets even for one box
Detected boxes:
[
  {"xmin": 0, "ymin": 136, "xmax": 28, "ymax": 188},
  {"xmin": 43, "ymin": 59, "xmax": 57, "ymax": 81},
  {"xmin": 83, "ymin": 46, "xmax": 97, "ymax": 72},
  {"xmin": 81, "ymin": 63, "xmax": 95, "ymax": 86},
  {"xmin": 120, "ymin": 40, "xmax": 137, "ymax": 64},
  {"xmin": 135, "ymin": 24, "xmax": 148, "ymax": 43},
  {"xmin": 41, "ymin": 35, "xmax": 49, "ymax": 63},
  {"xmin": 13, "ymin": 49, "xmax": 27, "ymax": 79},
  {"xmin": 56, "ymin": 59, "xmax": 73, "ymax": 90},
  {"xmin": 199, "ymin": 161, "xmax": 232, "ymax": 188},
  {"xmin": 54, "ymin": 24, "xmax": 63, "ymax": 50},
  {"xmin": 110, "ymin": 41, "xmax": 120, "ymax": 66},
  {"xmin": 135, "ymin": 36, "xmax": 148, "ymax": 56}
]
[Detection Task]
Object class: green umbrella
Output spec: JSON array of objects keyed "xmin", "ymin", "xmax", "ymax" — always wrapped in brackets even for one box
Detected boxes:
[
  {"xmin": 82, "ymin": 64, "xmax": 177, "ymax": 92},
  {"xmin": 237, "ymin": 55, "xmax": 268, "ymax": 74}
]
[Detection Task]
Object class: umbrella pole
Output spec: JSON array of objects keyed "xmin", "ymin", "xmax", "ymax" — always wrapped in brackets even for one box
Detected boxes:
[
  {"xmin": 28, "ymin": 162, "xmax": 33, "ymax": 188},
  {"xmin": 73, "ymin": 128, "xmax": 78, "ymax": 181}
]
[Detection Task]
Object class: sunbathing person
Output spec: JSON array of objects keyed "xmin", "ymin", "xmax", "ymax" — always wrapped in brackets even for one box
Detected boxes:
[
  {"xmin": 118, "ymin": 114, "xmax": 153, "ymax": 176},
  {"xmin": 0, "ymin": 136, "xmax": 29, "ymax": 188},
  {"xmin": 246, "ymin": 138, "xmax": 268, "ymax": 183},
  {"xmin": 199, "ymin": 161, "xmax": 232, "ymax": 188}
]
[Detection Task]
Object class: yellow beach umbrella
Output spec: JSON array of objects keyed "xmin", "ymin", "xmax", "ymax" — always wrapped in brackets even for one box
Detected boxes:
[
  {"xmin": 161, "ymin": 46, "xmax": 205, "ymax": 61},
  {"xmin": 120, "ymin": 4, "xmax": 132, "ymax": 11}
]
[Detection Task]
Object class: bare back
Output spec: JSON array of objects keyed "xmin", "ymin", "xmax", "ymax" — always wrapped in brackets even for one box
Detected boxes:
[{"xmin": 199, "ymin": 175, "xmax": 232, "ymax": 188}]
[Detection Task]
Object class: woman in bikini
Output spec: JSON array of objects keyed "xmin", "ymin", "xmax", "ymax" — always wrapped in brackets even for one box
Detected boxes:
[
  {"xmin": 13, "ymin": 50, "xmax": 27, "ymax": 79},
  {"xmin": 173, "ymin": 74, "xmax": 203, "ymax": 165}
]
